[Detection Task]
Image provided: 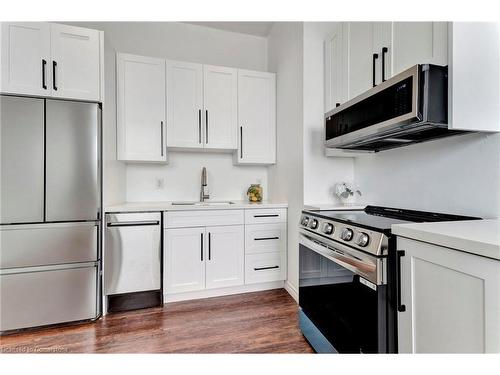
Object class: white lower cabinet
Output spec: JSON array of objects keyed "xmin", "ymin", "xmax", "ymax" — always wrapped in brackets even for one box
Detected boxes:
[
  {"xmin": 164, "ymin": 227, "xmax": 205, "ymax": 294},
  {"xmin": 205, "ymin": 225, "xmax": 244, "ymax": 289},
  {"xmin": 397, "ymin": 237, "xmax": 500, "ymax": 353},
  {"xmin": 163, "ymin": 208, "xmax": 287, "ymax": 299}
]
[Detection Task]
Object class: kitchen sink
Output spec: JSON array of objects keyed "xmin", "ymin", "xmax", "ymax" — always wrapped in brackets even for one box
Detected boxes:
[{"xmin": 171, "ymin": 201, "xmax": 235, "ymax": 206}]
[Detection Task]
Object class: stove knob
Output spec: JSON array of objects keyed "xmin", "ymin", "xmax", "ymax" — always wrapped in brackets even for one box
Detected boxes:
[
  {"xmin": 355, "ymin": 232, "xmax": 370, "ymax": 247},
  {"xmin": 340, "ymin": 228, "xmax": 354, "ymax": 241},
  {"xmin": 322, "ymin": 223, "xmax": 334, "ymax": 235},
  {"xmin": 309, "ymin": 219, "xmax": 319, "ymax": 229},
  {"xmin": 301, "ymin": 216, "xmax": 310, "ymax": 226}
]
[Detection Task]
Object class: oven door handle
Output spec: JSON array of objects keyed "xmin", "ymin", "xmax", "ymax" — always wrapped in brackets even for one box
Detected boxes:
[{"xmin": 299, "ymin": 232, "xmax": 385, "ymax": 285}]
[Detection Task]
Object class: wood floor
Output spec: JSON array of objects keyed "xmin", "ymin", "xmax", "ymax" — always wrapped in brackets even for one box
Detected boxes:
[{"xmin": 0, "ymin": 288, "xmax": 314, "ymax": 353}]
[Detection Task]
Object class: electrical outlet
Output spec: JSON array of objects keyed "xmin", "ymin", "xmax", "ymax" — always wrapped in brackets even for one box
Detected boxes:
[{"xmin": 156, "ymin": 177, "xmax": 165, "ymax": 190}]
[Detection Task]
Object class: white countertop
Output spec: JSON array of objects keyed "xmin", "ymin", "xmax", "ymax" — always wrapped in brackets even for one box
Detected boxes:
[
  {"xmin": 105, "ymin": 200, "xmax": 288, "ymax": 213},
  {"xmin": 392, "ymin": 219, "xmax": 500, "ymax": 260},
  {"xmin": 303, "ymin": 204, "xmax": 366, "ymax": 211}
]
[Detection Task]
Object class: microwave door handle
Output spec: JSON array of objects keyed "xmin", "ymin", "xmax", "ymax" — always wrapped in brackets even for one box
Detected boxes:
[{"xmin": 372, "ymin": 53, "xmax": 379, "ymax": 87}]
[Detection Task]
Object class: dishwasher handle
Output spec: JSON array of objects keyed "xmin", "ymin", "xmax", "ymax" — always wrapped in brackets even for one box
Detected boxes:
[{"xmin": 107, "ymin": 221, "xmax": 160, "ymax": 227}]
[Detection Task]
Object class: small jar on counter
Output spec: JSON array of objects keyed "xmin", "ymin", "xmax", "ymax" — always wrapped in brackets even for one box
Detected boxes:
[{"xmin": 247, "ymin": 184, "xmax": 263, "ymax": 202}]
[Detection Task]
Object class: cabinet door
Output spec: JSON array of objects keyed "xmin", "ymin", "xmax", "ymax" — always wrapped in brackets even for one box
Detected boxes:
[
  {"xmin": 1, "ymin": 22, "xmax": 51, "ymax": 96},
  {"xmin": 203, "ymin": 65, "xmax": 237, "ymax": 150},
  {"xmin": 236, "ymin": 69, "xmax": 276, "ymax": 165},
  {"xmin": 449, "ymin": 22, "xmax": 500, "ymax": 132},
  {"xmin": 324, "ymin": 23, "xmax": 348, "ymax": 111},
  {"xmin": 166, "ymin": 60, "xmax": 203, "ymax": 148},
  {"xmin": 392, "ymin": 22, "xmax": 448, "ymax": 77},
  {"xmin": 116, "ymin": 53, "xmax": 166, "ymax": 162},
  {"xmin": 347, "ymin": 22, "xmax": 374, "ymax": 99},
  {"xmin": 397, "ymin": 237, "xmax": 500, "ymax": 353},
  {"xmin": 50, "ymin": 24, "xmax": 100, "ymax": 101},
  {"xmin": 164, "ymin": 227, "xmax": 205, "ymax": 294},
  {"xmin": 205, "ymin": 225, "xmax": 244, "ymax": 289},
  {"xmin": 372, "ymin": 22, "xmax": 392, "ymax": 85}
]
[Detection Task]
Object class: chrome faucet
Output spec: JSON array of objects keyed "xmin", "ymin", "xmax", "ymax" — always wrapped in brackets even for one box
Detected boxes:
[{"xmin": 200, "ymin": 167, "xmax": 210, "ymax": 202}]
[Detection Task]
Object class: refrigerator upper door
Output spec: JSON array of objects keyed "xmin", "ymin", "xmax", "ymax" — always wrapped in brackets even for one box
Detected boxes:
[
  {"xmin": 0, "ymin": 96, "xmax": 44, "ymax": 224},
  {"xmin": 45, "ymin": 100, "xmax": 100, "ymax": 222}
]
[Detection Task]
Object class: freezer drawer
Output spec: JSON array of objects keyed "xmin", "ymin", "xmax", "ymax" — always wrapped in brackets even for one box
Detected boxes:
[
  {"xmin": 0, "ymin": 264, "xmax": 98, "ymax": 332},
  {"xmin": 45, "ymin": 100, "xmax": 100, "ymax": 221},
  {"xmin": 105, "ymin": 213, "xmax": 161, "ymax": 295},
  {"xmin": 0, "ymin": 96, "xmax": 44, "ymax": 224},
  {"xmin": 0, "ymin": 222, "xmax": 98, "ymax": 269}
]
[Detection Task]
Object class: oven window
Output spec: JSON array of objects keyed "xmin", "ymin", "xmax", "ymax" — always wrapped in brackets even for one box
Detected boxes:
[{"xmin": 299, "ymin": 244, "xmax": 386, "ymax": 353}]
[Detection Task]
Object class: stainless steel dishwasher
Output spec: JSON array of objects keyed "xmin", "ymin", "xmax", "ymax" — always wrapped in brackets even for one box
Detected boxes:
[{"xmin": 105, "ymin": 212, "xmax": 162, "ymax": 312}]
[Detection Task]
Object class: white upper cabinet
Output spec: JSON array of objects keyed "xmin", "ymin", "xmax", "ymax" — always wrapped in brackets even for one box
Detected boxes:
[
  {"xmin": 1, "ymin": 22, "xmax": 51, "ymax": 96},
  {"xmin": 203, "ymin": 65, "xmax": 238, "ymax": 150},
  {"xmin": 449, "ymin": 22, "xmax": 500, "ymax": 132},
  {"xmin": 328, "ymin": 22, "xmax": 448, "ymax": 104},
  {"xmin": 392, "ymin": 22, "xmax": 448, "ymax": 77},
  {"xmin": 397, "ymin": 237, "xmax": 500, "ymax": 353},
  {"xmin": 116, "ymin": 53, "xmax": 166, "ymax": 162},
  {"xmin": 324, "ymin": 23, "xmax": 348, "ymax": 111},
  {"xmin": 166, "ymin": 60, "xmax": 204, "ymax": 149},
  {"xmin": 236, "ymin": 69, "xmax": 276, "ymax": 165},
  {"xmin": 347, "ymin": 22, "xmax": 375, "ymax": 99},
  {"xmin": 205, "ymin": 225, "xmax": 244, "ymax": 289},
  {"xmin": 1, "ymin": 22, "xmax": 101, "ymax": 101},
  {"xmin": 50, "ymin": 24, "xmax": 100, "ymax": 101}
]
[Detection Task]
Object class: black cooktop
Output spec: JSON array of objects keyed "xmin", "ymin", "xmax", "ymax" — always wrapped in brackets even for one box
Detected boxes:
[{"xmin": 304, "ymin": 205, "xmax": 481, "ymax": 233}]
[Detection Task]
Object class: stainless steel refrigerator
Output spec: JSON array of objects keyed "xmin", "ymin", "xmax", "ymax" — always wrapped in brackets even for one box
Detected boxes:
[{"xmin": 0, "ymin": 95, "xmax": 101, "ymax": 332}]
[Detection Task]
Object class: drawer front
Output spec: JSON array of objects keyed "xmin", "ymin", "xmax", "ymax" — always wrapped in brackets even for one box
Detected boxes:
[
  {"xmin": 245, "ymin": 223, "xmax": 286, "ymax": 254},
  {"xmin": 164, "ymin": 210, "xmax": 244, "ymax": 228},
  {"xmin": 0, "ymin": 265, "xmax": 98, "ymax": 331},
  {"xmin": 245, "ymin": 208, "xmax": 287, "ymax": 224},
  {"xmin": 245, "ymin": 252, "xmax": 285, "ymax": 284},
  {"xmin": 0, "ymin": 222, "xmax": 98, "ymax": 269}
]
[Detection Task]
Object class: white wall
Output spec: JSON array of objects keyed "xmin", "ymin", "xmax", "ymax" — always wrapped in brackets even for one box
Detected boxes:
[
  {"xmin": 69, "ymin": 22, "xmax": 269, "ymax": 204},
  {"xmin": 302, "ymin": 23, "xmax": 354, "ymax": 206},
  {"xmin": 126, "ymin": 152, "xmax": 267, "ymax": 202},
  {"xmin": 355, "ymin": 132, "xmax": 500, "ymax": 218},
  {"xmin": 267, "ymin": 22, "xmax": 304, "ymax": 299}
]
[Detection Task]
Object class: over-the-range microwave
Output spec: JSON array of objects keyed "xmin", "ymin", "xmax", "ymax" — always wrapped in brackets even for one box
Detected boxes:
[{"xmin": 324, "ymin": 64, "xmax": 470, "ymax": 152}]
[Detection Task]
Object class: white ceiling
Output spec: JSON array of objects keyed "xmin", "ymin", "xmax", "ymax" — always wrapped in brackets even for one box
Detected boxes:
[{"xmin": 185, "ymin": 22, "xmax": 275, "ymax": 37}]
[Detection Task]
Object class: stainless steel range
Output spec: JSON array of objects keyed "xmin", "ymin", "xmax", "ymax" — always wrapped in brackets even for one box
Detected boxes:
[{"xmin": 298, "ymin": 205, "xmax": 480, "ymax": 353}]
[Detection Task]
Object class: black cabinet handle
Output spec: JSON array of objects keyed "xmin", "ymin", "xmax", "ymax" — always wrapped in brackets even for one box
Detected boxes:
[
  {"xmin": 240, "ymin": 126, "xmax": 243, "ymax": 159},
  {"xmin": 208, "ymin": 232, "xmax": 211, "ymax": 260},
  {"xmin": 336, "ymin": 102, "xmax": 340, "ymax": 107},
  {"xmin": 205, "ymin": 109, "xmax": 209, "ymax": 144},
  {"xmin": 42, "ymin": 59, "xmax": 47, "ymax": 89},
  {"xmin": 372, "ymin": 53, "xmax": 378, "ymax": 87},
  {"xmin": 254, "ymin": 237, "xmax": 279, "ymax": 241},
  {"xmin": 52, "ymin": 61, "xmax": 57, "ymax": 91},
  {"xmin": 397, "ymin": 250, "xmax": 406, "ymax": 312},
  {"xmin": 254, "ymin": 214, "xmax": 279, "ymax": 218},
  {"xmin": 381, "ymin": 47, "xmax": 388, "ymax": 82},
  {"xmin": 200, "ymin": 233, "xmax": 204, "ymax": 261},
  {"xmin": 198, "ymin": 109, "xmax": 202, "ymax": 144},
  {"xmin": 254, "ymin": 265, "xmax": 279, "ymax": 271},
  {"xmin": 160, "ymin": 121, "xmax": 164, "ymax": 156}
]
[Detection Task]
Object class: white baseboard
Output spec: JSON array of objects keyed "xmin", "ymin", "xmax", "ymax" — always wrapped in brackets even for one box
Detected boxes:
[
  {"xmin": 163, "ymin": 281, "xmax": 285, "ymax": 303},
  {"xmin": 284, "ymin": 280, "xmax": 298, "ymax": 302}
]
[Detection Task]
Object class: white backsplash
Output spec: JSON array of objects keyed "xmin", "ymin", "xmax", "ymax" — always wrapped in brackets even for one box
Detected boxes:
[{"xmin": 126, "ymin": 151, "xmax": 268, "ymax": 202}]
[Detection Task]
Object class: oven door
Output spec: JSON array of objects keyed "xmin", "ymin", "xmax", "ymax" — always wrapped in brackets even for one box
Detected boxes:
[{"xmin": 299, "ymin": 232, "xmax": 388, "ymax": 353}]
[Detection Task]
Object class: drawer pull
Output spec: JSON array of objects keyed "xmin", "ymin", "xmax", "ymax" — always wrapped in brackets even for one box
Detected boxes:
[
  {"xmin": 254, "ymin": 265, "xmax": 279, "ymax": 271},
  {"xmin": 254, "ymin": 236, "xmax": 279, "ymax": 241},
  {"xmin": 253, "ymin": 214, "xmax": 279, "ymax": 218}
]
